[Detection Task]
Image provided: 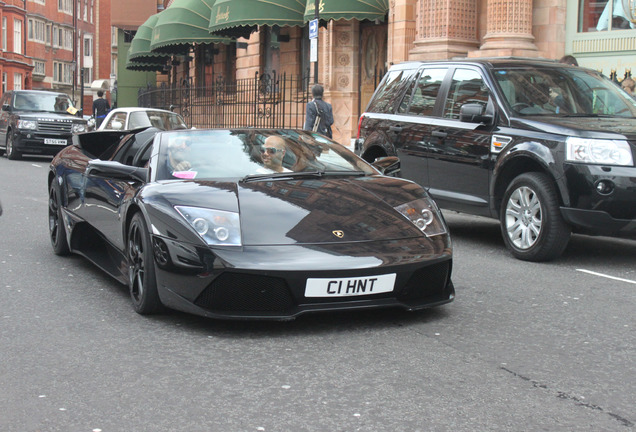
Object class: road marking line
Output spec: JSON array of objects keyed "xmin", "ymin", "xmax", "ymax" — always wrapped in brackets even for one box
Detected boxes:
[{"xmin": 576, "ymin": 269, "xmax": 636, "ymax": 284}]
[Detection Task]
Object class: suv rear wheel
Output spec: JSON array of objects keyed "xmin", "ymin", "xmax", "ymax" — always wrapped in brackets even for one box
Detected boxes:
[{"xmin": 500, "ymin": 172, "xmax": 571, "ymax": 261}]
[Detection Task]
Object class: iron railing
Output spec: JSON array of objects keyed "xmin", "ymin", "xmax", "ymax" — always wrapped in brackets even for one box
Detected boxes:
[{"xmin": 138, "ymin": 71, "xmax": 312, "ymax": 130}]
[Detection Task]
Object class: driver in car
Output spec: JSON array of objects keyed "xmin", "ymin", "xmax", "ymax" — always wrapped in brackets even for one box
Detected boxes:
[{"xmin": 260, "ymin": 136, "xmax": 291, "ymax": 173}]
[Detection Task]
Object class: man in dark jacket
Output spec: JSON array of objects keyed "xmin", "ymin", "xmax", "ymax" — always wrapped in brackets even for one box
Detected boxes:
[
  {"xmin": 304, "ymin": 84, "xmax": 334, "ymax": 138},
  {"xmin": 92, "ymin": 90, "xmax": 110, "ymax": 128}
]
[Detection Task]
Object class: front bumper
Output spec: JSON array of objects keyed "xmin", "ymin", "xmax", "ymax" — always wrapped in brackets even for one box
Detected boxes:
[
  {"xmin": 12, "ymin": 131, "xmax": 72, "ymax": 155},
  {"xmin": 563, "ymin": 163, "xmax": 636, "ymax": 235},
  {"xmin": 152, "ymin": 236, "xmax": 454, "ymax": 320}
]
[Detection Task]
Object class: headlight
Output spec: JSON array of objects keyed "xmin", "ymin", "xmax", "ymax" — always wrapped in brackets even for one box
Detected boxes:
[
  {"xmin": 72, "ymin": 123, "xmax": 87, "ymax": 133},
  {"xmin": 566, "ymin": 137, "xmax": 633, "ymax": 166},
  {"xmin": 175, "ymin": 206, "xmax": 242, "ymax": 246},
  {"xmin": 17, "ymin": 119, "xmax": 37, "ymax": 130},
  {"xmin": 394, "ymin": 197, "xmax": 447, "ymax": 237}
]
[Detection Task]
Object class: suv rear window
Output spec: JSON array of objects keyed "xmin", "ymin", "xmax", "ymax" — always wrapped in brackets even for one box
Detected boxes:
[
  {"xmin": 399, "ymin": 68, "xmax": 448, "ymax": 116},
  {"xmin": 366, "ymin": 68, "xmax": 418, "ymax": 114}
]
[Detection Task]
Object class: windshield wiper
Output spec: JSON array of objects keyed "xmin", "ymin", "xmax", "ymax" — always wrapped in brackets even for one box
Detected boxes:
[{"xmin": 240, "ymin": 170, "xmax": 366, "ymax": 183}]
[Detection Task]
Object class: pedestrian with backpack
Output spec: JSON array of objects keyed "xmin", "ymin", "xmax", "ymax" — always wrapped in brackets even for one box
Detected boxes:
[{"xmin": 304, "ymin": 84, "xmax": 334, "ymax": 138}]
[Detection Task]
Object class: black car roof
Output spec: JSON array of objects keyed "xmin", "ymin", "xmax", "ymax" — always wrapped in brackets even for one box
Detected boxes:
[{"xmin": 390, "ymin": 57, "xmax": 570, "ymax": 70}]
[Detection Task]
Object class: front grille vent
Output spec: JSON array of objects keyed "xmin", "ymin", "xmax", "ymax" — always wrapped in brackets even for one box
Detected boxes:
[
  {"xmin": 397, "ymin": 261, "xmax": 451, "ymax": 301},
  {"xmin": 38, "ymin": 120, "xmax": 72, "ymax": 133},
  {"xmin": 195, "ymin": 273, "xmax": 294, "ymax": 312}
]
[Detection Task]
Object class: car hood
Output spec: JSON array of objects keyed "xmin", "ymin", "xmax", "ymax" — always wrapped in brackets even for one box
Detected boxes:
[
  {"xmin": 511, "ymin": 116, "xmax": 636, "ymax": 140},
  {"xmin": 16, "ymin": 112, "xmax": 83, "ymax": 121},
  {"xmin": 148, "ymin": 177, "xmax": 426, "ymax": 246}
]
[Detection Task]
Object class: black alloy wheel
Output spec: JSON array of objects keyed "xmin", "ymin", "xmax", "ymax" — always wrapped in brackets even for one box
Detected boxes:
[
  {"xmin": 6, "ymin": 134, "xmax": 22, "ymax": 160},
  {"xmin": 48, "ymin": 182, "xmax": 70, "ymax": 255},
  {"xmin": 500, "ymin": 172, "xmax": 571, "ymax": 262},
  {"xmin": 127, "ymin": 212, "xmax": 162, "ymax": 314}
]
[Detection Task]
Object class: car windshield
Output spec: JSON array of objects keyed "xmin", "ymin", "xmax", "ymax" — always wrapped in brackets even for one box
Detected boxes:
[
  {"xmin": 128, "ymin": 110, "xmax": 187, "ymax": 130},
  {"xmin": 155, "ymin": 130, "xmax": 376, "ymax": 181},
  {"xmin": 493, "ymin": 67, "xmax": 636, "ymax": 117},
  {"xmin": 13, "ymin": 93, "xmax": 76, "ymax": 114}
]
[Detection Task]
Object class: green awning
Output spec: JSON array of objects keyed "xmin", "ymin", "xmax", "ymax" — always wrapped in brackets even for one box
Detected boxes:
[
  {"xmin": 209, "ymin": 0, "xmax": 305, "ymax": 39},
  {"xmin": 303, "ymin": 0, "xmax": 389, "ymax": 22},
  {"xmin": 126, "ymin": 60, "xmax": 167, "ymax": 72},
  {"xmin": 128, "ymin": 14, "xmax": 169, "ymax": 63},
  {"xmin": 150, "ymin": 0, "xmax": 231, "ymax": 54}
]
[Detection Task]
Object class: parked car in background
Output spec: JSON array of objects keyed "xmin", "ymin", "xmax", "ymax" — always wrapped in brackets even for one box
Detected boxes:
[
  {"xmin": 98, "ymin": 107, "xmax": 187, "ymax": 131},
  {"xmin": 0, "ymin": 90, "xmax": 87, "ymax": 160},
  {"xmin": 48, "ymin": 127, "xmax": 454, "ymax": 319},
  {"xmin": 356, "ymin": 58, "xmax": 636, "ymax": 261}
]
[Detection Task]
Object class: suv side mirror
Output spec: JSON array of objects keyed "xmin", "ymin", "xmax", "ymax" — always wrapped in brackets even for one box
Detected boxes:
[
  {"xmin": 460, "ymin": 103, "xmax": 493, "ymax": 125},
  {"xmin": 371, "ymin": 156, "xmax": 401, "ymax": 176}
]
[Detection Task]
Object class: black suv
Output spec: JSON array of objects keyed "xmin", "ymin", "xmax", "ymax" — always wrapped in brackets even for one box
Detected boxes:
[
  {"xmin": 356, "ymin": 58, "xmax": 636, "ymax": 261},
  {"xmin": 0, "ymin": 90, "xmax": 87, "ymax": 160}
]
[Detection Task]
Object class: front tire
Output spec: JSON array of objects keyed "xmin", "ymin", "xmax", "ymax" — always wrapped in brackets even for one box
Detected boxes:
[
  {"xmin": 500, "ymin": 172, "xmax": 571, "ymax": 262},
  {"xmin": 127, "ymin": 212, "xmax": 162, "ymax": 314},
  {"xmin": 6, "ymin": 133, "xmax": 22, "ymax": 160},
  {"xmin": 48, "ymin": 182, "xmax": 70, "ymax": 255}
]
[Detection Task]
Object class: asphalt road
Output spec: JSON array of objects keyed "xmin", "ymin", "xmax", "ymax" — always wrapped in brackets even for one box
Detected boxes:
[{"xmin": 0, "ymin": 155, "xmax": 634, "ymax": 432}]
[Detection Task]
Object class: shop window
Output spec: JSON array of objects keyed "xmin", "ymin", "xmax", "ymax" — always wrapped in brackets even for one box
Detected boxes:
[
  {"xmin": 34, "ymin": 60, "xmax": 46, "ymax": 76},
  {"xmin": 14, "ymin": 19, "xmax": 22, "ymax": 54},
  {"xmin": 14, "ymin": 73, "xmax": 23, "ymax": 90},
  {"xmin": 2, "ymin": 17, "xmax": 6, "ymax": 51},
  {"xmin": 579, "ymin": 0, "xmax": 636, "ymax": 32}
]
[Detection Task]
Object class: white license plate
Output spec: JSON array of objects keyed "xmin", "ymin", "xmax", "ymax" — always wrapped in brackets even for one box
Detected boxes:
[
  {"xmin": 44, "ymin": 138, "xmax": 67, "ymax": 145},
  {"xmin": 305, "ymin": 273, "xmax": 396, "ymax": 298}
]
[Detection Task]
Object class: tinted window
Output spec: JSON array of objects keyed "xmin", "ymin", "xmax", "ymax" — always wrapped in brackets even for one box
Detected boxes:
[
  {"xmin": 104, "ymin": 112, "xmax": 127, "ymax": 130},
  {"xmin": 366, "ymin": 68, "xmax": 418, "ymax": 114},
  {"xmin": 155, "ymin": 130, "xmax": 375, "ymax": 181},
  {"xmin": 404, "ymin": 68, "xmax": 447, "ymax": 116},
  {"xmin": 443, "ymin": 69, "xmax": 489, "ymax": 119}
]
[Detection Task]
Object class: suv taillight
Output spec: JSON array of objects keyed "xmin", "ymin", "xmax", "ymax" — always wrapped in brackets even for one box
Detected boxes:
[{"xmin": 356, "ymin": 114, "xmax": 365, "ymax": 139}]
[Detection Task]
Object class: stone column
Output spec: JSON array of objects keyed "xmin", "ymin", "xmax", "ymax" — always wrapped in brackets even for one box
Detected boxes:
[
  {"xmin": 469, "ymin": 0, "xmax": 539, "ymax": 57},
  {"xmin": 388, "ymin": 0, "xmax": 417, "ymax": 65},
  {"xmin": 409, "ymin": 0, "xmax": 479, "ymax": 61},
  {"xmin": 321, "ymin": 20, "xmax": 360, "ymax": 146}
]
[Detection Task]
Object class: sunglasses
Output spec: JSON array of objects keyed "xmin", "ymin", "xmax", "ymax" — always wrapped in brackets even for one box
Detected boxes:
[{"xmin": 260, "ymin": 146, "xmax": 283, "ymax": 155}]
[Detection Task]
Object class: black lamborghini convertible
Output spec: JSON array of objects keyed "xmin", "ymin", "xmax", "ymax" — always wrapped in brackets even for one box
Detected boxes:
[{"xmin": 48, "ymin": 128, "xmax": 454, "ymax": 319}]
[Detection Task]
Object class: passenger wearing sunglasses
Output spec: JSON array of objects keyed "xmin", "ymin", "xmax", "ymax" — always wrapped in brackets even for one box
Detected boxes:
[{"xmin": 260, "ymin": 136, "xmax": 291, "ymax": 173}]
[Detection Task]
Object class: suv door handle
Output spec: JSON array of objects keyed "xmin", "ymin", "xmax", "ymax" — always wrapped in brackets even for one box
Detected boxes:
[
  {"xmin": 432, "ymin": 130, "xmax": 447, "ymax": 138},
  {"xmin": 389, "ymin": 125, "xmax": 403, "ymax": 133}
]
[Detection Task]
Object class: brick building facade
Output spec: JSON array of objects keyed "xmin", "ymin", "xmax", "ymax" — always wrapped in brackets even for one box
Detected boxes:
[
  {"xmin": 0, "ymin": 0, "xmax": 32, "ymax": 94},
  {"xmin": 119, "ymin": 0, "xmax": 636, "ymax": 145},
  {"xmin": 0, "ymin": 0, "xmax": 113, "ymax": 115}
]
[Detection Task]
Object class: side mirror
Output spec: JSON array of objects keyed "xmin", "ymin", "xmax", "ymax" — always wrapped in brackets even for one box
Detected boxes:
[
  {"xmin": 372, "ymin": 156, "xmax": 401, "ymax": 176},
  {"xmin": 2, "ymin": 104, "xmax": 11, "ymax": 112},
  {"xmin": 87, "ymin": 160, "xmax": 148, "ymax": 183},
  {"xmin": 111, "ymin": 120, "xmax": 124, "ymax": 130},
  {"xmin": 460, "ymin": 103, "xmax": 494, "ymax": 125}
]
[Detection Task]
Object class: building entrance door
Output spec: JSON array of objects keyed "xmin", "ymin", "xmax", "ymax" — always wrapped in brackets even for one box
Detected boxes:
[{"xmin": 358, "ymin": 22, "xmax": 387, "ymax": 115}]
